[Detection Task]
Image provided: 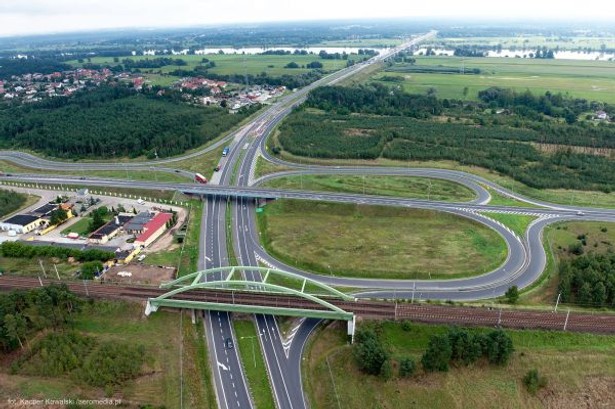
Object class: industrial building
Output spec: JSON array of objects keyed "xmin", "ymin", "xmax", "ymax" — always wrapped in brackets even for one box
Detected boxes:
[
  {"xmin": 0, "ymin": 214, "xmax": 45, "ymax": 234},
  {"xmin": 134, "ymin": 212, "xmax": 172, "ymax": 248}
]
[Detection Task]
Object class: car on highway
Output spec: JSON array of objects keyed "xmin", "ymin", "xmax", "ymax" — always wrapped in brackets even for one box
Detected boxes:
[
  {"xmin": 225, "ymin": 337, "xmax": 234, "ymax": 349},
  {"xmin": 577, "ymin": 211, "xmax": 585, "ymax": 216},
  {"xmin": 214, "ymin": 165, "xmax": 221, "ymax": 172}
]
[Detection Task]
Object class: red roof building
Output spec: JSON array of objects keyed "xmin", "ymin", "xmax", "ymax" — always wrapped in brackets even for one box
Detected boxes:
[{"xmin": 134, "ymin": 212, "xmax": 173, "ymax": 248}]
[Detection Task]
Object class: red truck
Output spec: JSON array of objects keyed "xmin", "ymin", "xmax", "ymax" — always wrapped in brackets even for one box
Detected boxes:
[{"xmin": 194, "ymin": 173, "xmax": 208, "ymax": 184}]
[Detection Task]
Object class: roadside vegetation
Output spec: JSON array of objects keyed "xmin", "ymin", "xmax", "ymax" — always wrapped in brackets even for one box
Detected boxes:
[
  {"xmin": 0, "ymin": 189, "xmax": 27, "ymax": 217},
  {"xmin": 482, "ymin": 212, "xmax": 537, "ymax": 238},
  {"xmin": 257, "ymin": 200, "xmax": 507, "ymax": 279},
  {"xmin": 521, "ymin": 221, "xmax": 615, "ymax": 308},
  {"xmin": 0, "ymin": 287, "xmax": 215, "ymax": 408},
  {"xmin": 233, "ymin": 319, "xmax": 275, "ymax": 409},
  {"xmin": 261, "ymin": 174, "xmax": 476, "ymax": 202},
  {"xmin": 305, "ymin": 320, "xmax": 615, "ymax": 409}
]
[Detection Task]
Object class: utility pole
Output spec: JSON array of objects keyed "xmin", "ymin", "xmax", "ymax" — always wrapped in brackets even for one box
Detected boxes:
[
  {"xmin": 563, "ymin": 308, "xmax": 570, "ymax": 331},
  {"xmin": 39, "ymin": 259, "xmax": 47, "ymax": 278},
  {"xmin": 54, "ymin": 264, "xmax": 60, "ymax": 281},
  {"xmin": 554, "ymin": 292, "xmax": 561, "ymax": 313}
]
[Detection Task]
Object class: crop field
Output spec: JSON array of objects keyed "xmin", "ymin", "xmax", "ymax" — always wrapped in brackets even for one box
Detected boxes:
[
  {"xmin": 372, "ymin": 56, "xmax": 615, "ymax": 103},
  {"xmin": 305, "ymin": 321, "xmax": 615, "ymax": 409},
  {"xmin": 257, "ymin": 200, "xmax": 507, "ymax": 280},
  {"xmin": 69, "ymin": 54, "xmax": 348, "ymax": 77}
]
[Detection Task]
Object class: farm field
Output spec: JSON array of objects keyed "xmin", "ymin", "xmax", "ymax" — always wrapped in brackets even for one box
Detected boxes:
[
  {"xmin": 257, "ymin": 200, "xmax": 507, "ymax": 280},
  {"xmin": 305, "ymin": 321, "xmax": 615, "ymax": 409},
  {"xmin": 69, "ymin": 54, "xmax": 349, "ymax": 77},
  {"xmin": 372, "ymin": 56, "xmax": 615, "ymax": 103},
  {"xmin": 435, "ymin": 36, "xmax": 615, "ymax": 51}
]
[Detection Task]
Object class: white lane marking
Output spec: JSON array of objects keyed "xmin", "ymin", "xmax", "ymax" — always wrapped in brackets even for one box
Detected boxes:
[{"xmin": 217, "ymin": 361, "xmax": 229, "ymax": 371}]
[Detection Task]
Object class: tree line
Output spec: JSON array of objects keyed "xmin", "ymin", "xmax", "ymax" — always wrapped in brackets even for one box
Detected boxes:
[
  {"xmin": 277, "ymin": 110, "xmax": 615, "ymax": 192},
  {"xmin": 0, "ymin": 58, "xmax": 71, "ymax": 79},
  {"xmin": 558, "ymin": 253, "xmax": 615, "ymax": 308},
  {"xmin": 353, "ymin": 323, "xmax": 514, "ymax": 380},
  {"xmin": 1, "ymin": 241, "xmax": 114, "ymax": 262}
]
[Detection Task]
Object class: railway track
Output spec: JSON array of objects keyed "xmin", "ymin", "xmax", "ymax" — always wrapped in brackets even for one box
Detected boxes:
[{"xmin": 1, "ymin": 276, "xmax": 614, "ymax": 334}]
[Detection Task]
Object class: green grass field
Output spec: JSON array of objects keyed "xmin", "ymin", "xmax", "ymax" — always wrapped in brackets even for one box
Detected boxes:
[
  {"xmin": 372, "ymin": 56, "xmax": 615, "ymax": 103},
  {"xmin": 261, "ymin": 174, "xmax": 476, "ymax": 202},
  {"xmin": 233, "ymin": 320, "xmax": 275, "ymax": 409},
  {"xmin": 0, "ymin": 301, "xmax": 215, "ymax": 408},
  {"xmin": 305, "ymin": 321, "xmax": 615, "ymax": 409},
  {"xmin": 257, "ymin": 200, "xmax": 507, "ymax": 280},
  {"xmin": 69, "ymin": 54, "xmax": 348, "ymax": 78},
  {"xmin": 59, "ymin": 217, "xmax": 93, "ymax": 236}
]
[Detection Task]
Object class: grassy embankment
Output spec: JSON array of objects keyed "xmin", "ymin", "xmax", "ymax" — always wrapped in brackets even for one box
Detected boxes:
[
  {"xmin": 257, "ymin": 200, "xmax": 506, "ymax": 280},
  {"xmin": 269, "ymin": 145, "xmax": 615, "ymax": 209},
  {"xmin": 233, "ymin": 320, "xmax": 275, "ymax": 409},
  {"xmin": 261, "ymin": 174, "xmax": 476, "ymax": 202},
  {"xmin": 0, "ymin": 301, "xmax": 216, "ymax": 409},
  {"xmin": 371, "ymin": 56, "xmax": 615, "ymax": 103},
  {"xmin": 304, "ymin": 321, "xmax": 615, "ymax": 409}
]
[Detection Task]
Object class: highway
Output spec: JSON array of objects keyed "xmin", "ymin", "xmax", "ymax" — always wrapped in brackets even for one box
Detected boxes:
[{"xmin": 3, "ymin": 29, "xmax": 615, "ymax": 409}]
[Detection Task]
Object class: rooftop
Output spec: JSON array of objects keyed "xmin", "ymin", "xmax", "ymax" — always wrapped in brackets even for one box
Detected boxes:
[
  {"xmin": 2, "ymin": 214, "xmax": 41, "ymax": 226},
  {"xmin": 135, "ymin": 213, "xmax": 172, "ymax": 243}
]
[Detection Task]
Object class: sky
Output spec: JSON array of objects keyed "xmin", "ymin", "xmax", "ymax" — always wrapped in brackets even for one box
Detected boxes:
[{"xmin": 1, "ymin": 0, "xmax": 615, "ymax": 37}]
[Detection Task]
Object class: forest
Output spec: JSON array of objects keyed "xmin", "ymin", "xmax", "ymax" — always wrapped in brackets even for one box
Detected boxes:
[
  {"xmin": 0, "ymin": 58, "xmax": 71, "ymax": 79},
  {"xmin": 276, "ymin": 85, "xmax": 615, "ymax": 192},
  {"xmin": 0, "ymin": 286, "xmax": 146, "ymax": 389},
  {"xmin": 277, "ymin": 111, "xmax": 615, "ymax": 192},
  {"xmin": 0, "ymin": 85, "xmax": 258, "ymax": 158},
  {"xmin": 0, "ymin": 189, "xmax": 27, "ymax": 217},
  {"xmin": 558, "ymin": 253, "xmax": 615, "ymax": 308}
]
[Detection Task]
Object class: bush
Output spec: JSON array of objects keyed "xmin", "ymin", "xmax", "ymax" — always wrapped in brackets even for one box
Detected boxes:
[
  {"xmin": 398, "ymin": 357, "xmax": 416, "ymax": 377},
  {"xmin": 523, "ymin": 369, "xmax": 547, "ymax": 395},
  {"xmin": 353, "ymin": 328, "xmax": 389, "ymax": 375},
  {"xmin": 380, "ymin": 359, "xmax": 393, "ymax": 380},
  {"xmin": 483, "ymin": 330, "xmax": 514, "ymax": 365},
  {"xmin": 505, "ymin": 285, "xmax": 519, "ymax": 304},
  {"xmin": 421, "ymin": 334, "xmax": 452, "ymax": 372}
]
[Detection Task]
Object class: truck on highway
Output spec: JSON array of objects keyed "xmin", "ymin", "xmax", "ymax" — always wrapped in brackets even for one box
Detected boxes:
[
  {"xmin": 194, "ymin": 173, "xmax": 208, "ymax": 184},
  {"xmin": 222, "ymin": 146, "xmax": 230, "ymax": 157}
]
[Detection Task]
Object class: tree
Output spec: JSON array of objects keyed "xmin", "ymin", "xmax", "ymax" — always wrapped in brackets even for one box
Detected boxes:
[
  {"xmin": 353, "ymin": 328, "xmax": 389, "ymax": 375},
  {"xmin": 4, "ymin": 313, "xmax": 27, "ymax": 349},
  {"xmin": 399, "ymin": 357, "xmax": 416, "ymax": 377},
  {"xmin": 49, "ymin": 208, "xmax": 68, "ymax": 226},
  {"xmin": 80, "ymin": 261, "xmax": 103, "ymax": 280},
  {"xmin": 462, "ymin": 87, "xmax": 469, "ymax": 99},
  {"xmin": 422, "ymin": 334, "xmax": 452, "ymax": 372},
  {"xmin": 505, "ymin": 286, "xmax": 520, "ymax": 304},
  {"xmin": 448, "ymin": 328, "xmax": 482, "ymax": 365},
  {"xmin": 483, "ymin": 330, "xmax": 514, "ymax": 365},
  {"xmin": 285, "ymin": 62, "xmax": 300, "ymax": 69}
]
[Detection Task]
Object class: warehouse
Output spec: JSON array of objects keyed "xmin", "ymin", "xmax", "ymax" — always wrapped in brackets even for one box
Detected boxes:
[
  {"xmin": 0, "ymin": 214, "xmax": 45, "ymax": 234},
  {"xmin": 134, "ymin": 212, "xmax": 173, "ymax": 248}
]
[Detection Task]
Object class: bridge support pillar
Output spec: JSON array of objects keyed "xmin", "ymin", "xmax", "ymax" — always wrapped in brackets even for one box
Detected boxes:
[
  {"xmin": 191, "ymin": 309, "xmax": 196, "ymax": 324},
  {"xmin": 144, "ymin": 299, "xmax": 158, "ymax": 316},
  {"xmin": 347, "ymin": 315, "xmax": 356, "ymax": 344}
]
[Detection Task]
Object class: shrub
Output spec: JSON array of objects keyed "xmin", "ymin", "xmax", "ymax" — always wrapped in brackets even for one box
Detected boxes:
[
  {"xmin": 422, "ymin": 334, "xmax": 452, "ymax": 372},
  {"xmin": 399, "ymin": 357, "xmax": 416, "ymax": 377},
  {"xmin": 523, "ymin": 369, "xmax": 547, "ymax": 395}
]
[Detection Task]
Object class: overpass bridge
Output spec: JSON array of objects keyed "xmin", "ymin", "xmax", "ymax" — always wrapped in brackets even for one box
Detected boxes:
[{"xmin": 145, "ymin": 266, "xmax": 359, "ymax": 337}]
